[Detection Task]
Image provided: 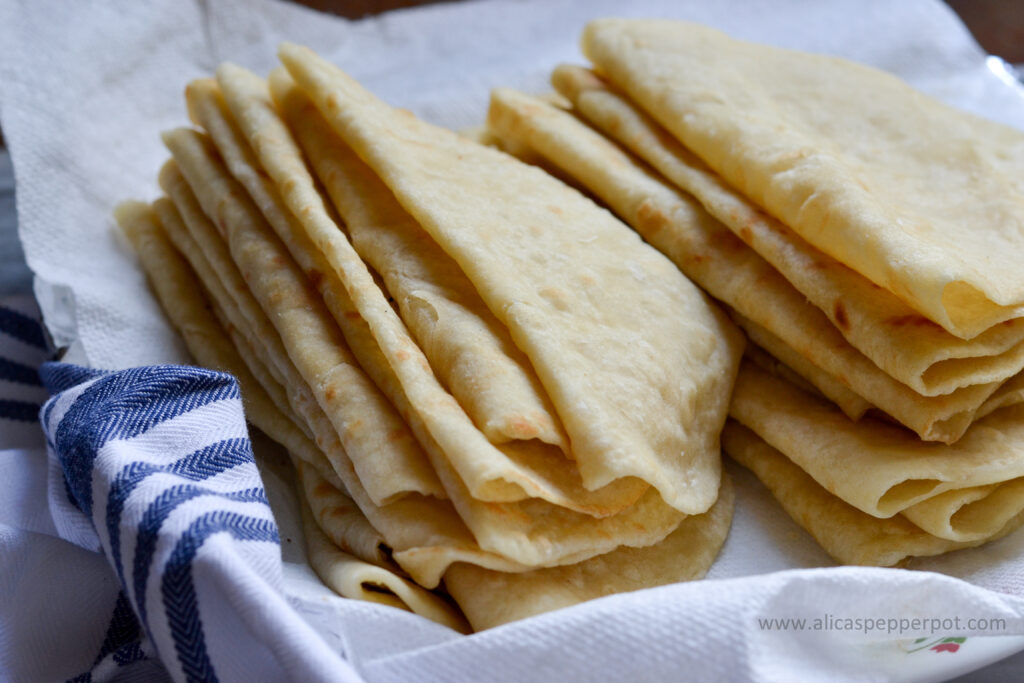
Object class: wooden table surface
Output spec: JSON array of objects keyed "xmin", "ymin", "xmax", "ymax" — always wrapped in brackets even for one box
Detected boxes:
[{"xmin": 294, "ymin": 0, "xmax": 1024, "ymax": 66}]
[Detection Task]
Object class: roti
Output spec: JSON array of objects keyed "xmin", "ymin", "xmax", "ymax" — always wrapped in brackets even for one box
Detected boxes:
[
  {"xmin": 582, "ymin": 19, "xmax": 1024, "ymax": 338},
  {"xmin": 279, "ymin": 42, "xmax": 744, "ymax": 516}
]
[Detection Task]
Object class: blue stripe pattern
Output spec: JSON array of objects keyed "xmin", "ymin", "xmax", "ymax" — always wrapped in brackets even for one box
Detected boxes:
[
  {"xmin": 163, "ymin": 512, "xmax": 280, "ymax": 683},
  {"xmin": 94, "ymin": 591, "xmax": 145, "ymax": 667},
  {"xmin": 65, "ymin": 591, "xmax": 153, "ymax": 683},
  {"xmin": 42, "ymin": 363, "xmax": 240, "ymax": 516},
  {"xmin": 106, "ymin": 437, "xmax": 253, "ymax": 585},
  {"xmin": 133, "ymin": 485, "xmax": 267, "ymax": 632},
  {"xmin": 0, "ymin": 305, "xmax": 48, "ymax": 349},
  {"xmin": 39, "ymin": 361, "xmax": 283, "ymax": 683},
  {"xmin": 0, "ymin": 398, "xmax": 41, "ymax": 421},
  {"xmin": 0, "ymin": 356, "xmax": 42, "ymax": 385}
]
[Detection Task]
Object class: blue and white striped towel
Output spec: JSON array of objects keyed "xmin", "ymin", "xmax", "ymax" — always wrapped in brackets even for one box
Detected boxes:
[
  {"xmin": 0, "ymin": 297, "xmax": 363, "ymax": 683},
  {"xmin": 0, "ymin": 296, "xmax": 51, "ymax": 448}
]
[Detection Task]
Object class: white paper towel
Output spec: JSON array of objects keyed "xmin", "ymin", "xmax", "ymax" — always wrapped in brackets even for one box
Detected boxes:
[{"xmin": 5, "ymin": 0, "xmax": 1024, "ymax": 680}]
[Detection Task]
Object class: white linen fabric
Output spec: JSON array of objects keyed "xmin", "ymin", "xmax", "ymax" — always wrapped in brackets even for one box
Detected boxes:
[{"xmin": 4, "ymin": 0, "xmax": 1024, "ymax": 681}]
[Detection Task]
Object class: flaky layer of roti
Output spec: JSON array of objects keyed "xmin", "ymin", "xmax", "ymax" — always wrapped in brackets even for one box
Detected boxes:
[
  {"xmin": 198, "ymin": 70, "xmax": 646, "ymax": 517},
  {"xmin": 730, "ymin": 362, "xmax": 1024, "ymax": 519},
  {"xmin": 280, "ymin": 43, "xmax": 743, "ymax": 515},
  {"xmin": 445, "ymin": 475, "xmax": 733, "ymax": 631},
  {"xmin": 297, "ymin": 474, "xmax": 470, "ymax": 633},
  {"xmin": 272, "ymin": 69, "xmax": 568, "ymax": 452},
  {"xmin": 551, "ymin": 64, "xmax": 1024, "ymax": 396},
  {"xmin": 740, "ymin": 333, "xmax": 871, "ymax": 422},
  {"xmin": 161, "ymin": 130, "xmax": 692, "ymax": 582},
  {"xmin": 483, "ymin": 86, "xmax": 1007, "ymax": 444},
  {"xmin": 722, "ymin": 422, "xmax": 1012, "ymax": 567},
  {"xmin": 163, "ymin": 129, "xmax": 441, "ymax": 507},
  {"xmin": 582, "ymin": 19, "xmax": 1024, "ymax": 338}
]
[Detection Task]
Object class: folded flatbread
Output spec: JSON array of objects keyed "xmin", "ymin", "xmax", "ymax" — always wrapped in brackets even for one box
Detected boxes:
[
  {"xmin": 550, "ymin": 64, "xmax": 1024, "ymax": 396},
  {"xmin": 582, "ymin": 19, "xmax": 1024, "ymax": 339},
  {"xmin": 722, "ymin": 422, "xmax": 1024, "ymax": 566},
  {"xmin": 160, "ymin": 132, "xmax": 701, "ymax": 582},
  {"xmin": 446, "ymin": 474, "xmax": 734, "ymax": 631},
  {"xmin": 189, "ymin": 72, "xmax": 646, "ymax": 519},
  {"xmin": 278, "ymin": 42, "xmax": 744, "ymax": 516},
  {"xmin": 483, "ymin": 86, "xmax": 1012, "ymax": 444},
  {"xmin": 730, "ymin": 362, "xmax": 1024, "ymax": 519}
]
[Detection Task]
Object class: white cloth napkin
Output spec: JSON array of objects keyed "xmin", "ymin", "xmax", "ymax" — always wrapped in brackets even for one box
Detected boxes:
[{"xmin": 5, "ymin": 0, "xmax": 1024, "ymax": 680}]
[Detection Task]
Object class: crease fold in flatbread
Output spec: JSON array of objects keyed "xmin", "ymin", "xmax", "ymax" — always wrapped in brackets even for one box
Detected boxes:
[
  {"xmin": 581, "ymin": 19, "xmax": 1024, "ymax": 339},
  {"xmin": 483, "ymin": 85, "xmax": 1023, "ymax": 444},
  {"xmin": 279, "ymin": 42, "xmax": 744, "ymax": 516},
  {"xmin": 549, "ymin": 63, "xmax": 1024, "ymax": 397},
  {"xmin": 117, "ymin": 36, "xmax": 753, "ymax": 631}
]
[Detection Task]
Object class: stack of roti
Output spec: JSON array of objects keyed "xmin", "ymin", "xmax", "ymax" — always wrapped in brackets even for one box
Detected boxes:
[
  {"xmin": 114, "ymin": 41, "xmax": 744, "ymax": 632},
  {"xmin": 483, "ymin": 19, "xmax": 1024, "ymax": 568}
]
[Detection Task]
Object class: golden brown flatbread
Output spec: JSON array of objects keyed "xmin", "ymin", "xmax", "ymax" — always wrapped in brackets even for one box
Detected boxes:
[
  {"xmin": 550, "ymin": 63, "xmax": 1024, "ymax": 397},
  {"xmin": 582, "ymin": 19, "xmax": 1024, "ymax": 338},
  {"xmin": 280, "ymin": 43, "xmax": 744, "ymax": 516},
  {"xmin": 484, "ymin": 86, "xmax": 1011, "ymax": 444}
]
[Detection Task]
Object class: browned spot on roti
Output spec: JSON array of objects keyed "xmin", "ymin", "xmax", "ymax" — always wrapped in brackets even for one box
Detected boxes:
[
  {"xmin": 507, "ymin": 417, "xmax": 539, "ymax": 439},
  {"xmin": 325, "ymin": 93, "xmax": 340, "ymax": 115},
  {"xmin": 738, "ymin": 226, "xmax": 753, "ymax": 242},
  {"xmin": 833, "ymin": 301, "xmax": 850, "ymax": 332},
  {"xmin": 312, "ymin": 482, "xmax": 335, "ymax": 497},
  {"xmin": 386, "ymin": 428, "xmax": 408, "ymax": 442},
  {"xmin": 307, "ymin": 268, "xmax": 324, "ymax": 290},
  {"xmin": 709, "ymin": 227, "xmax": 745, "ymax": 252},
  {"xmin": 324, "ymin": 385, "xmax": 336, "ymax": 402},
  {"xmin": 635, "ymin": 199, "xmax": 669, "ymax": 236},
  {"xmin": 886, "ymin": 314, "xmax": 936, "ymax": 329},
  {"xmin": 344, "ymin": 310, "xmax": 362, "ymax": 320}
]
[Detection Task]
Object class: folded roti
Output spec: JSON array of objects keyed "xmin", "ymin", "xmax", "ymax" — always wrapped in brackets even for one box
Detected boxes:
[
  {"xmin": 721, "ymin": 422, "xmax": 1024, "ymax": 566},
  {"xmin": 269, "ymin": 69, "xmax": 568, "ymax": 452},
  {"xmin": 550, "ymin": 64, "xmax": 1024, "ymax": 396},
  {"xmin": 161, "ymin": 133, "xmax": 442, "ymax": 507},
  {"xmin": 279, "ymin": 43, "xmax": 744, "ymax": 516},
  {"xmin": 116, "ymin": 200, "xmax": 335, "ymax": 484},
  {"xmin": 483, "ymin": 86, "xmax": 1006, "ymax": 444},
  {"xmin": 296, "ymin": 469, "xmax": 470, "ymax": 633},
  {"xmin": 730, "ymin": 362, "xmax": 1024, "ymax": 519},
  {"xmin": 161, "ymin": 130, "xmax": 694, "ymax": 582},
  {"xmin": 902, "ymin": 478, "xmax": 1024, "ymax": 543},
  {"xmin": 445, "ymin": 474, "xmax": 734, "ymax": 631},
  {"xmin": 192, "ymin": 72, "xmax": 643, "ymax": 517},
  {"xmin": 582, "ymin": 19, "xmax": 1024, "ymax": 338}
]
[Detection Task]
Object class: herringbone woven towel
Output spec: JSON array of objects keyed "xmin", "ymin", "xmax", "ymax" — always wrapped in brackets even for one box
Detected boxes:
[{"xmin": 37, "ymin": 359, "xmax": 362, "ymax": 682}]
